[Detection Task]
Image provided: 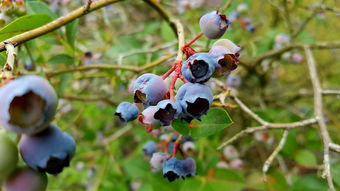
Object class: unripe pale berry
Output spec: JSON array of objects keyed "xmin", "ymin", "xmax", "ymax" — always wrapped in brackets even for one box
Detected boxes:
[
  {"xmin": 115, "ymin": 102, "xmax": 139, "ymax": 122},
  {"xmin": 0, "ymin": 75, "xmax": 58, "ymax": 135},
  {"xmin": 19, "ymin": 125, "xmax": 76, "ymax": 175},
  {"xmin": 0, "ymin": 132, "xmax": 18, "ymax": 181},
  {"xmin": 199, "ymin": 11, "xmax": 230, "ymax": 39},
  {"xmin": 150, "ymin": 152, "xmax": 169, "ymax": 172},
  {"xmin": 181, "ymin": 53, "xmax": 216, "ymax": 83},
  {"xmin": 138, "ymin": 106, "xmax": 161, "ymax": 128},
  {"xmin": 3, "ymin": 167, "xmax": 48, "ymax": 191},
  {"xmin": 225, "ymin": 74, "xmax": 241, "ymax": 88}
]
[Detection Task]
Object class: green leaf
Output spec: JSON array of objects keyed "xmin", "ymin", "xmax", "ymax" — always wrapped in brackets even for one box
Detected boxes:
[
  {"xmin": 294, "ymin": 149, "xmax": 317, "ymax": 166},
  {"xmin": 172, "ymin": 108, "xmax": 233, "ymax": 138},
  {"xmin": 292, "ymin": 175, "xmax": 327, "ymax": 191},
  {"xmin": 0, "ymin": 14, "xmax": 53, "ymax": 42},
  {"xmin": 48, "ymin": 54, "xmax": 74, "ymax": 65},
  {"xmin": 65, "ymin": 19, "xmax": 79, "ymax": 48},
  {"xmin": 26, "ymin": 1, "xmax": 58, "ymax": 19}
]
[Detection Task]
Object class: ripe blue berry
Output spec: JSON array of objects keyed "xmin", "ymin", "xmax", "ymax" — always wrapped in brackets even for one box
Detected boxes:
[
  {"xmin": 3, "ymin": 167, "xmax": 47, "ymax": 191},
  {"xmin": 163, "ymin": 158, "xmax": 184, "ymax": 182},
  {"xmin": 19, "ymin": 125, "xmax": 76, "ymax": 175},
  {"xmin": 154, "ymin": 100, "xmax": 182, "ymax": 126},
  {"xmin": 115, "ymin": 102, "xmax": 139, "ymax": 122},
  {"xmin": 150, "ymin": 152, "xmax": 169, "ymax": 172},
  {"xmin": 181, "ymin": 53, "xmax": 216, "ymax": 83},
  {"xmin": 181, "ymin": 158, "xmax": 196, "ymax": 177},
  {"xmin": 209, "ymin": 46, "xmax": 239, "ymax": 76},
  {"xmin": 228, "ymin": 11, "xmax": 240, "ymax": 22},
  {"xmin": 225, "ymin": 74, "xmax": 241, "ymax": 88},
  {"xmin": 0, "ymin": 75, "xmax": 58, "ymax": 135},
  {"xmin": 176, "ymin": 83, "xmax": 213, "ymax": 121},
  {"xmin": 142, "ymin": 141, "xmax": 157, "ymax": 156},
  {"xmin": 199, "ymin": 11, "xmax": 230, "ymax": 39},
  {"xmin": 0, "ymin": 133, "xmax": 18, "ymax": 181},
  {"xmin": 133, "ymin": 73, "xmax": 167, "ymax": 106}
]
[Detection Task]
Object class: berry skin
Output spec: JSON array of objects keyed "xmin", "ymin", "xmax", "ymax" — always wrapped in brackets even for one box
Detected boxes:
[
  {"xmin": 209, "ymin": 45, "xmax": 239, "ymax": 76},
  {"xmin": 154, "ymin": 100, "xmax": 182, "ymax": 126},
  {"xmin": 0, "ymin": 75, "xmax": 58, "ymax": 135},
  {"xmin": 212, "ymin": 39, "xmax": 241, "ymax": 54},
  {"xmin": 114, "ymin": 102, "xmax": 139, "ymax": 122},
  {"xmin": 3, "ymin": 167, "xmax": 47, "ymax": 191},
  {"xmin": 199, "ymin": 11, "xmax": 230, "ymax": 39},
  {"xmin": 176, "ymin": 83, "xmax": 213, "ymax": 121},
  {"xmin": 19, "ymin": 125, "xmax": 76, "ymax": 175},
  {"xmin": 149, "ymin": 152, "xmax": 169, "ymax": 172},
  {"xmin": 181, "ymin": 53, "xmax": 216, "ymax": 83},
  {"xmin": 138, "ymin": 106, "xmax": 161, "ymax": 128},
  {"xmin": 142, "ymin": 141, "xmax": 157, "ymax": 156},
  {"xmin": 0, "ymin": 133, "xmax": 18, "ymax": 181},
  {"xmin": 133, "ymin": 73, "xmax": 167, "ymax": 106},
  {"xmin": 222, "ymin": 145, "xmax": 239, "ymax": 160},
  {"xmin": 163, "ymin": 158, "xmax": 184, "ymax": 182},
  {"xmin": 181, "ymin": 158, "xmax": 196, "ymax": 177},
  {"xmin": 225, "ymin": 74, "xmax": 241, "ymax": 88}
]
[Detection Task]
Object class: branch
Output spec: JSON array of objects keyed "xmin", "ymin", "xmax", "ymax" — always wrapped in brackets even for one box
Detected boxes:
[
  {"xmin": 322, "ymin": 90, "xmax": 340, "ymax": 96},
  {"xmin": 304, "ymin": 46, "xmax": 335, "ymax": 191},
  {"xmin": 1, "ymin": 42, "xmax": 16, "ymax": 80},
  {"xmin": 263, "ymin": 129, "xmax": 289, "ymax": 174},
  {"xmin": 329, "ymin": 143, "xmax": 340, "ymax": 153},
  {"xmin": 0, "ymin": 0, "xmax": 125, "ymax": 51}
]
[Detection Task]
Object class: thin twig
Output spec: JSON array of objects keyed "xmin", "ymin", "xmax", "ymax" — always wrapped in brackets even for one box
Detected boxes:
[
  {"xmin": 322, "ymin": 90, "xmax": 340, "ymax": 95},
  {"xmin": 0, "ymin": 0, "xmax": 125, "ymax": 51},
  {"xmin": 1, "ymin": 42, "xmax": 16, "ymax": 79},
  {"xmin": 263, "ymin": 129, "xmax": 289, "ymax": 174},
  {"xmin": 329, "ymin": 143, "xmax": 340, "ymax": 153},
  {"xmin": 304, "ymin": 46, "xmax": 335, "ymax": 191}
]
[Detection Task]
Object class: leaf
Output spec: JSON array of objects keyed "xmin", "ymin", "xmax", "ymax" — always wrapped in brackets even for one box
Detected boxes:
[
  {"xmin": 292, "ymin": 175, "xmax": 327, "ymax": 191},
  {"xmin": 172, "ymin": 108, "xmax": 233, "ymax": 138},
  {"xmin": 0, "ymin": 14, "xmax": 53, "ymax": 42},
  {"xmin": 48, "ymin": 54, "xmax": 74, "ymax": 65},
  {"xmin": 65, "ymin": 19, "xmax": 79, "ymax": 48},
  {"xmin": 294, "ymin": 149, "xmax": 317, "ymax": 166},
  {"xmin": 26, "ymin": 1, "xmax": 58, "ymax": 19}
]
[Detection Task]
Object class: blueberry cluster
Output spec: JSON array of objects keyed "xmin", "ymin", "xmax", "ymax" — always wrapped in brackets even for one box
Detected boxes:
[
  {"xmin": 0, "ymin": 75, "xmax": 76, "ymax": 191},
  {"xmin": 115, "ymin": 11, "xmax": 240, "ymax": 182},
  {"xmin": 228, "ymin": 3, "xmax": 256, "ymax": 33}
]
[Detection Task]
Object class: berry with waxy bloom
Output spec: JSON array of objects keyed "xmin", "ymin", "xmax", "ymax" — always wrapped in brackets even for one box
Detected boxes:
[
  {"xmin": 181, "ymin": 158, "xmax": 196, "ymax": 177},
  {"xmin": 176, "ymin": 83, "xmax": 213, "ymax": 121},
  {"xmin": 223, "ymin": 145, "xmax": 239, "ymax": 160},
  {"xmin": 0, "ymin": 75, "xmax": 58, "ymax": 135},
  {"xmin": 225, "ymin": 74, "xmax": 241, "ymax": 88},
  {"xmin": 200, "ymin": 11, "xmax": 230, "ymax": 39},
  {"xmin": 154, "ymin": 100, "xmax": 182, "ymax": 126},
  {"xmin": 150, "ymin": 152, "xmax": 169, "ymax": 172},
  {"xmin": 181, "ymin": 53, "xmax": 216, "ymax": 83},
  {"xmin": 142, "ymin": 141, "xmax": 157, "ymax": 156},
  {"xmin": 133, "ymin": 73, "xmax": 167, "ymax": 106},
  {"xmin": 163, "ymin": 158, "xmax": 184, "ymax": 182},
  {"xmin": 0, "ymin": 132, "xmax": 18, "ymax": 181},
  {"xmin": 19, "ymin": 125, "xmax": 76, "ymax": 175},
  {"xmin": 114, "ymin": 102, "xmax": 139, "ymax": 122},
  {"xmin": 3, "ymin": 167, "xmax": 48, "ymax": 191},
  {"xmin": 209, "ymin": 46, "xmax": 239, "ymax": 76}
]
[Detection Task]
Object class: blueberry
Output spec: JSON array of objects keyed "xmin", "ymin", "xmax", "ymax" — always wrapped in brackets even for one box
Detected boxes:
[
  {"xmin": 163, "ymin": 158, "xmax": 184, "ymax": 182},
  {"xmin": 133, "ymin": 73, "xmax": 167, "ymax": 106},
  {"xmin": 182, "ymin": 141, "xmax": 196, "ymax": 154},
  {"xmin": 222, "ymin": 145, "xmax": 239, "ymax": 160},
  {"xmin": 181, "ymin": 158, "xmax": 196, "ymax": 177},
  {"xmin": 19, "ymin": 125, "xmax": 76, "ymax": 175},
  {"xmin": 0, "ymin": 75, "xmax": 58, "ymax": 135},
  {"xmin": 176, "ymin": 83, "xmax": 213, "ymax": 121},
  {"xmin": 0, "ymin": 133, "xmax": 18, "ymax": 181},
  {"xmin": 228, "ymin": 11, "xmax": 240, "ymax": 22},
  {"xmin": 181, "ymin": 53, "xmax": 216, "ymax": 83},
  {"xmin": 3, "ymin": 167, "xmax": 47, "ymax": 191},
  {"xmin": 149, "ymin": 152, "xmax": 169, "ymax": 172},
  {"xmin": 114, "ymin": 102, "xmax": 139, "ymax": 122},
  {"xmin": 211, "ymin": 39, "xmax": 241, "ymax": 54},
  {"xmin": 225, "ymin": 74, "xmax": 241, "ymax": 88},
  {"xmin": 246, "ymin": 23, "xmax": 255, "ymax": 33},
  {"xmin": 154, "ymin": 100, "xmax": 182, "ymax": 126},
  {"xmin": 275, "ymin": 33, "xmax": 290, "ymax": 44},
  {"xmin": 24, "ymin": 62, "xmax": 36, "ymax": 71},
  {"xmin": 142, "ymin": 141, "xmax": 157, "ymax": 156},
  {"xmin": 209, "ymin": 46, "xmax": 239, "ymax": 76},
  {"xmin": 138, "ymin": 106, "xmax": 161, "ymax": 128},
  {"xmin": 199, "ymin": 11, "xmax": 230, "ymax": 39}
]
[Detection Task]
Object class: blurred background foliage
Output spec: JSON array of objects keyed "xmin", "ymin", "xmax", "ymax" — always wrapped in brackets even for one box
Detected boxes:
[{"xmin": 0, "ymin": 0, "xmax": 339, "ymax": 190}]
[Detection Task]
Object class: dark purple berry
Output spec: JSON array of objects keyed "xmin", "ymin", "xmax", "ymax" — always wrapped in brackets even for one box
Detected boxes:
[
  {"xmin": 154, "ymin": 100, "xmax": 182, "ymax": 126},
  {"xmin": 181, "ymin": 53, "xmax": 216, "ymax": 83},
  {"xmin": 3, "ymin": 167, "xmax": 47, "ymax": 191},
  {"xmin": 199, "ymin": 11, "xmax": 230, "ymax": 39},
  {"xmin": 19, "ymin": 125, "xmax": 76, "ymax": 175},
  {"xmin": 114, "ymin": 102, "xmax": 139, "ymax": 122},
  {"xmin": 0, "ymin": 75, "xmax": 58, "ymax": 135},
  {"xmin": 133, "ymin": 73, "xmax": 167, "ymax": 106}
]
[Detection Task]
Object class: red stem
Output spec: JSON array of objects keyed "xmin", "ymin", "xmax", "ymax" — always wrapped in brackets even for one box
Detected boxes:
[
  {"xmin": 162, "ymin": 65, "xmax": 176, "ymax": 80},
  {"xmin": 185, "ymin": 32, "xmax": 203, "ymax": 47},
  {"xmin": 169, "ymin": 75, "xmax": 178, "ymax": 100}
]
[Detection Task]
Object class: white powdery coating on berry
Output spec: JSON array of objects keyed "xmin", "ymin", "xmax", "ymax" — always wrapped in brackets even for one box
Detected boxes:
[
  {"xmin": 181, "ymin": 53, "xmax": 216, "ymax": 83},
  {"xmin": 0, "ymin": 75, "xmax": 58, "ymax": 135},
  {"xmin": 223, "ymin": 145, "xmax": 239, "ymax": 160},
  {"xmin": 212, "ymin": 39, "xmax": 241, "ymax": 54},
  {"xmin": 199, "ymin": 11, "xmax": 228, "ymax": 39},
  {"xmin": 182, "ymin": 141, "xmax": 196, "ymax": 153},
  {"xmin": 115, "ymin": 102, "xmax": 139, "ymax": 122},
  {"xmin": 140, "ymin": 106, "xmax": 159, "ymax": 126},
  {"xmin": 150, "ymin": 152, "xmax": 169, "ymax": 172}
]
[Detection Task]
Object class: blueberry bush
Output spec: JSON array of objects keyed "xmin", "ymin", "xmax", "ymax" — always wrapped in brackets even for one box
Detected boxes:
[{"xmin": 0, "ymin": 0, "xmax": 339, "ymax": 191}]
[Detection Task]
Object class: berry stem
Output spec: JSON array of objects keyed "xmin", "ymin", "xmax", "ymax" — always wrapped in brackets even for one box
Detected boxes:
[
  {"xmin": 169, "ymin": 75, "xmax": 178, "ymax": 100},
  {"xmin": 162, "ymin": 65, "xmax": 176, "ymax": 80},
  {"xmin": 184, "ymin": 32, "xmax": 203, "ymax": 47},
  {"xmin": 170, "ymin": 135, "xmax": 183, "ymax": 158}
]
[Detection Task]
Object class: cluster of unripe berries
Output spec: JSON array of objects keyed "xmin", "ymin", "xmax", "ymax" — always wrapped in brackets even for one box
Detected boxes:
[
  {"xmin": 115, "ymin": 10, "xmax": 241, "ymax": 181},
  {"xmin": 228, "ymin": 3, "xmax": 256, "ymax": 33},
  {"xmin": 0, "ymin": 75, "xmax": 76, "ymax": 191},
  {"xmin": 274, "ymin": 33, "xmax": 304, "ymax": 64}
]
